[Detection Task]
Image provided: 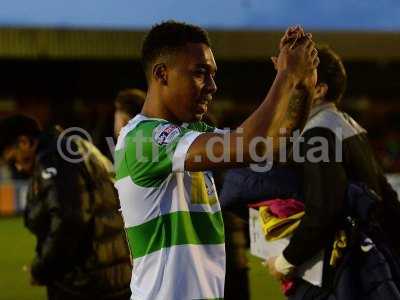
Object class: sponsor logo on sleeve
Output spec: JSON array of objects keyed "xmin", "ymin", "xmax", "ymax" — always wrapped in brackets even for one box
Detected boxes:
[{"xmin": 153, "ymin": 124, "xmax": 181, "ymax": 145}]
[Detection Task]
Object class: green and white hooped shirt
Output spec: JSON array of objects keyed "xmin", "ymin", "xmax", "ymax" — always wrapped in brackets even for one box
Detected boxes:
[{"xmin": 114, "ymin": 114, "xmax": 225, "ymax": 300}]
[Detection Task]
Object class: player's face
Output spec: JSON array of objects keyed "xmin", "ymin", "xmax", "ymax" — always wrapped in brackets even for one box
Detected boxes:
[{"xmin": 166, "ymin": 43, "xmax": 217, "ymax": 122}]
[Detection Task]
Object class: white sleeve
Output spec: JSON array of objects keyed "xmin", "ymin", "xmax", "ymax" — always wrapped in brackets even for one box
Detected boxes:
[
  {"xmin": 172, "ymin": 131, "xmax": 202, "ymax": 172},
  {"xmin": 214, "ymin": 128, "xmax": 230, "ymax": 134}
]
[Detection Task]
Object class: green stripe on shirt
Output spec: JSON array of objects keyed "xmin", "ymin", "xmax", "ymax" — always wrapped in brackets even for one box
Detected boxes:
[
  {"xmin": 115, "ymin": 148, "xmax": 130, "ymax": 180},
  {"xmin": 126, "ymin": 211, "xmax": 225, "ymax": 258}
]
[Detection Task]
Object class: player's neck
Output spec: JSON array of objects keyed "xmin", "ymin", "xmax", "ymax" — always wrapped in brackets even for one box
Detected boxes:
[{"xmin": 141, "ymin": 89, "xmax": 179, "ymax": 124}]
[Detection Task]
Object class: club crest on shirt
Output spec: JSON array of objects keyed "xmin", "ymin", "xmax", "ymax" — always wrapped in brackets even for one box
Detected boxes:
[{"xmin": 153, "ymin": 123, "xmax": 181, "ymax": 145}]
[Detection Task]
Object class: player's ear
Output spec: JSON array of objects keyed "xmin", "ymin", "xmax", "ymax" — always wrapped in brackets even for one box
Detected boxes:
[
  {"xmin": 315, "ymin": 82, "xmax": 328, "ymax": 99},
  {"xmin": 153, "ymin": 63, "xmax": 168, "ymax": 85}
]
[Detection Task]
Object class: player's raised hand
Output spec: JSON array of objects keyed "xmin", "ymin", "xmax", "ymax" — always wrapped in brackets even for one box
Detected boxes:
[
  {"xmin": 279, "ymin": 25, "xmax": 306, "ymax": 50},
  {"xmin": 271, "ymin": 26, "xmax": 313, "ymax": 70},
  {"xmin": 275, "ymin": 35, "xmax": 319, "ymax": 84}
]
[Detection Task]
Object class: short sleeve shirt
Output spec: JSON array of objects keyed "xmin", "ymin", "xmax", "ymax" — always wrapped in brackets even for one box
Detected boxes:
[{"xmin": 114, "ymin": 114, "xmax": 225, "ymax": 300}]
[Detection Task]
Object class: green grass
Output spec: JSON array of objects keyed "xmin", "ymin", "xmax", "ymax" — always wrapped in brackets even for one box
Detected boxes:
[
  {"xmin": 248, "ymin": 254, "xmax": 285, "ymax": 300},
  {"xmin": 0, "ymin": 217, "xmax": 46, "ymax": 300},
  {"xmin": 0, "ymin": 217, "xmax": 284, "ymax": 300}
]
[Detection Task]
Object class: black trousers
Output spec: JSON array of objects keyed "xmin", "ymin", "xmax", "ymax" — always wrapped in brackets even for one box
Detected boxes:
[{"xmin": 287, "ymin": 280, "xmax": 335, "ymax": 300}]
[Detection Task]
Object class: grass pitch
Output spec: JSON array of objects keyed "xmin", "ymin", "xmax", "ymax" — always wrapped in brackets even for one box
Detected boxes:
[{"xmin": 0, "ymin": 217, "xmax": 284, "ymax": 300}]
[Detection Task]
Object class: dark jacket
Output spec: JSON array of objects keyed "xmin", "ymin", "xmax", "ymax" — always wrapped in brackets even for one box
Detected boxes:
[
  {"xmin": 324, "ymin": 183, "xmax": 400, "ymax": 300},
  {"xmin": 287, "ymin": 185, "xmax": 400, "ymax": 300},
  {"xmin": 25, "ymin": 132, "xmax": 131, "ymax": 298}
]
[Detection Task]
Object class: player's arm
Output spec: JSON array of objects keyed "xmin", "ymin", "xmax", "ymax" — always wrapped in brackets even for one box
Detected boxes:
[
  {"xmin": 272, "ymin": 27, "xmax": 315, "ymax": 138},
  {"xmin": 185, "ymin": 38, "xmax": 318, "ymax": 171}
]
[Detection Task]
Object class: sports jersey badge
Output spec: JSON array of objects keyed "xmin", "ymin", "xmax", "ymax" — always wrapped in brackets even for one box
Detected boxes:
[{"xmin": 153, "ymin": 124, "xmax": 181, "ymax": 145}]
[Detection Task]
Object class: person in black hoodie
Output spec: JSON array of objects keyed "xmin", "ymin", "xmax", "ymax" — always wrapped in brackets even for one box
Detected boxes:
[{"xmin": 0, "ymin": 115, "xmax": 131, "ymax": 300}]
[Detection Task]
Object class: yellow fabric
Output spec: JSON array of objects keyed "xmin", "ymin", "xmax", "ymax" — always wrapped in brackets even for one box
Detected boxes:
[
  {"xmin": 258, "ymin": 205, "xmax": 347, "ymax": 267},
  {"xmin": 190, "ymin": 172, "xmax": 217, "ymax": 205},
  {"xmin": 329, "ymin": 230, "xmax": 347, "ymax": 266},
  {"xmin": 259, "ymin": 206, "xmax": 305, "ymax": 241}
]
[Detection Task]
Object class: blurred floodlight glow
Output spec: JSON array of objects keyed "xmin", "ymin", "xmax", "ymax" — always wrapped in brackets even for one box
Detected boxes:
[{"xmin": 0, "ymin": 0, "xmax": 399, "ymax": 31}]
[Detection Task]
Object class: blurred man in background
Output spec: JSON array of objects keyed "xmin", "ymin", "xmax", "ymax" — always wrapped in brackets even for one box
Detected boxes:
[
  {"xmin": 220, "ymin": 26, "xmax": 400, "ymax": 298},
  {"xmin": 114, "ymin": 89, "xmax": 146, "ymax": 138},
  {"xmin": 266, "ymin": 42, "xmax": 400, "ymax": 299},
  {"xmin": 0, "ymin": 115, "xmax": 132, "ymax": 300}
]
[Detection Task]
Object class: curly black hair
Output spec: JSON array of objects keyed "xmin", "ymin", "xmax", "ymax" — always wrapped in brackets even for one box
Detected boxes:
[{"xmin": 141, "ymin": 20, "xmax": 211, "ymax": 80}]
